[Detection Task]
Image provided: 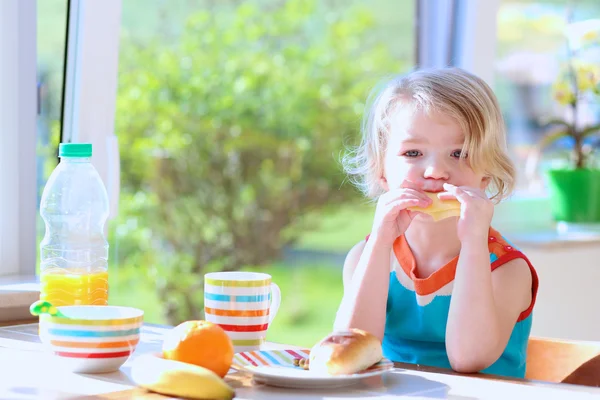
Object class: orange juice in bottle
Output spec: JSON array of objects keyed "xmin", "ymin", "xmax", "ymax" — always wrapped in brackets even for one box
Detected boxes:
[
  {"xmin": 40, "ymin": 267, "xmax": 108, "ymax": 306},
  {"xmin": 39, "ymin": 143, "xmax": 110, "ymax": 306}
]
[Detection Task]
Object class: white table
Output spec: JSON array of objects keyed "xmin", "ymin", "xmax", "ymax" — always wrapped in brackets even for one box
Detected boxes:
[{"xmin": 1, "ymin": 323, "xmax": 599, "ymax": 399}]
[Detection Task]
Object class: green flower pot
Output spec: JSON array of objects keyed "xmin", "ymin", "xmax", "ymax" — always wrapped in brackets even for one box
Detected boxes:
[{"xmin": 547, "ymin": 168, "xmax": 600, "ymax": 223}]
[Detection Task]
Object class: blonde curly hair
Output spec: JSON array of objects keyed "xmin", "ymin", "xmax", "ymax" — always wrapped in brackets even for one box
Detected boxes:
[{"xmin": 343, "ymin": 67, "xmax": 516, "ymax": 203}]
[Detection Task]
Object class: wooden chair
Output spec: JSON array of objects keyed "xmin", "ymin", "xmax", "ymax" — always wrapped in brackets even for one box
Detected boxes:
[{"xmin": 526, "ymin": 336, "xmax": 600, "ymax": 387}]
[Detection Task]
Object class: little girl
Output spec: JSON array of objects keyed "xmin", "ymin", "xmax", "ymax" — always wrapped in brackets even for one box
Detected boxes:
[{"xmin": 335, "ymin": 67, "xmax": 539, "ymax": 378}]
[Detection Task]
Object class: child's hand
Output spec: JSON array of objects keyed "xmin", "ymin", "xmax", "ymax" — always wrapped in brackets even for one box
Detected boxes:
[
  {"xmin": 438, "ymin": 183, "xmax": 493, "ymax": 244},
  {"xmin": 371, "ymin": 183, "xmax": 432, "ymax": 246}
]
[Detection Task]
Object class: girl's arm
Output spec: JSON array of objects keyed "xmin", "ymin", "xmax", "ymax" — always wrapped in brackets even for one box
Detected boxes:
[
  {"xmin": 445, "ymin": 238, "xmax": 532, "ymax": 373},
  {"xmin": 333, "ymin": 235, "xmax": 394, "ymax": 341},
  {"xmin": 440, "ymin": 183, "xmax": 532, "ymax": 373},
  {"xmin": 334, "ymin": 185, "xmax": 431, "ymax": 340}
]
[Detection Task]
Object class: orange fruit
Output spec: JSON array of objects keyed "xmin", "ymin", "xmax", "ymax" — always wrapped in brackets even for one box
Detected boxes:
[{"xmin": 162, "ymin": 320, "xmax": 234, "ymax": 378}]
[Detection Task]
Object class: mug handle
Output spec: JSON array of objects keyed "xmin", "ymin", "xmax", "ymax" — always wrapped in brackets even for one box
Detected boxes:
[{"xmin": 268, "ymin": 283, "xmax": 281, "ymax": 325}]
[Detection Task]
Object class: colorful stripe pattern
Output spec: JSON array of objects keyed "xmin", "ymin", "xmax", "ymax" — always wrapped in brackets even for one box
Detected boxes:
[
  {"xmin": 232, "ymin": 349, "xmax": 394, "ymax": 374},
  {"xmin": 205, "ymin": 277, "xmax": 271, "ymax": 287},
  {"xmin": 40, "ymin": 315, "xmax": 143, "ymax": 326},
  {"xmin": 204, "ymin": 277, "xmax": 274, "ymax": 351},
  {"xmin": 46, "ymin": 328, "xmax": 140, "ymax": 337},
  {"xmin": 40, "ymin": 318, "xmax": 143, "ymax": 360},
  {"xmin": 204, "ymin": 293, "xmax": 271, "ymax": 302}
]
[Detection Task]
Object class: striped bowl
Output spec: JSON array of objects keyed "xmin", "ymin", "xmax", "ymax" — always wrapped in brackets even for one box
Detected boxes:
[{"xmin": 38, "ymin": 305, "xmax": 144, "ymax": 373}]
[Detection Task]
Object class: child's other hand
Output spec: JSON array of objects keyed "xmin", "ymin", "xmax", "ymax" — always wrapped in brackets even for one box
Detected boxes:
[
  {"xmin": 371, "ymin": 182, "xmax": 431, "ymax": 246},
  {"xmin": 438, "ymin": 183, "xmax": 493, "ymax": 244}
]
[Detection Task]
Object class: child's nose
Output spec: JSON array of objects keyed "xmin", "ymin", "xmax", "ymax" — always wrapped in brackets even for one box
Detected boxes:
[{"xmin": 423, "ymin": 159, "xmax": 449, "ymax": 180}]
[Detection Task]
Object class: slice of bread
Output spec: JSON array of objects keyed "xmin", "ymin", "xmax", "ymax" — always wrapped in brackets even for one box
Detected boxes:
[{"xmin": 408, "ymin": 192, "xmax": 460, "ymax": 221}]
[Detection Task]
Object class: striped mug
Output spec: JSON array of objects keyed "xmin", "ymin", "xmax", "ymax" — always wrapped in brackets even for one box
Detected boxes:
[{"xmin": 204, "ymin": 271, "xmax": 281, "ymax": 352}]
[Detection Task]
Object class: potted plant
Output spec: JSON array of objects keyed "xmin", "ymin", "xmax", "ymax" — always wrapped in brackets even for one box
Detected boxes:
[{"xmin": 530, "ymin": 18, "xmax": 600, "ymax": 227}]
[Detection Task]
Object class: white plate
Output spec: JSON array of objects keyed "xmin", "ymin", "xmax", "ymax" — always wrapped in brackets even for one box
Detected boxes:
[{"xmin": 232, "ymin": 349, "xmax": 394, "ymax": 389}]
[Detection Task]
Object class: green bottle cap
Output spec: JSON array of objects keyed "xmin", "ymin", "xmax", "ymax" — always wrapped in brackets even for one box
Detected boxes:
[{"xmin": 59, "ymin": 143, "xmax": 92, "ymax": 158}]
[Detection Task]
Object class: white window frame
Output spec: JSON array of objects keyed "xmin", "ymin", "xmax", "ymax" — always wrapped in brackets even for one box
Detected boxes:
[
  {"xmin": 451, "ymin": 0, "xmax": 501, "ymax": 85},
  {"xmin": 418, "ymin": 0, "xmax": 500, "ymax": 88},
  {"xmin": 416, "ymin": 0, "xmax": 457, "ymax": 69},
  {"xmin": 62, "ymin": 0, "xmax": 122, "ymax": 221},
  {"xmin": 0, "ymin": 0, "xmax": 37, "ymax": 278}
]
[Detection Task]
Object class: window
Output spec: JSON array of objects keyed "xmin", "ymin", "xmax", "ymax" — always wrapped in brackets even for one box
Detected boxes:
[
  {"xmin": 0, "ymin": 0, "xmax": 117, "ymax": 281},
  {"xmin": 110, "ymin": 0, "xmax": 416, "ymax": 347}
]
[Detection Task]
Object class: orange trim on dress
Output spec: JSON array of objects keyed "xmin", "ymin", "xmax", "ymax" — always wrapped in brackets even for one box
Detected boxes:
[
  {"xmin": 392, "ymin": 235, "xmax": 458, "ymax": 296},
  {"xmin": 391, "ymin": 227, "xmax": 539, "ymax": 318},
  {"xmin": 488, "ymin": 227, "xmax": 511, "ymax": 258}
]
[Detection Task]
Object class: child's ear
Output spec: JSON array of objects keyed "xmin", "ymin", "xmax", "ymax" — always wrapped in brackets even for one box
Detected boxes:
[
  {"xmin": 480, "ymin": 176, "xmax": 491, "ymax": 190},
  {"xmin": 379, "ymin": 176, "xmax": 390, "ymax": 192}
]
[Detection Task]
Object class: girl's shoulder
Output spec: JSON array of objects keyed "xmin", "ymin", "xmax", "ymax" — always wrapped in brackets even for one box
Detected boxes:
[
  {"xmin": 488, "ymin": 228, "xmax": 539, "ymax": 323},
  {"xmin": 488, "ymin": 227, "xmax": 529, "ymax": 267}
]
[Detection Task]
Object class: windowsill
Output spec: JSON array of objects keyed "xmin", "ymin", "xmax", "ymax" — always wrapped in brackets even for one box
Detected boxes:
[
  {"xmin": 0, "ymin": 275, "xmax": 40, "ymax": 323},
  {"xmin": 492, "ymin": 193, "xmax": 600, "ymax": 249},
  {"xmin": 506, "ymin": 230, "xmax": 600, "ymax": 249}
]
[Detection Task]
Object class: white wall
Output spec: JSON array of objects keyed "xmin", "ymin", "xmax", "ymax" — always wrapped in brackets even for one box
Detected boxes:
[{"xmin": 521, "ymin": 243, "xmax": 600, "ymax": 341}]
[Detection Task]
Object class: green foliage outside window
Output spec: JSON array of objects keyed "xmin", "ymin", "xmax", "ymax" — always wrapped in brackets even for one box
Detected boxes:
[{"xmin": 113, "ymin": 0, "xmax": 405, "ymax": 324}]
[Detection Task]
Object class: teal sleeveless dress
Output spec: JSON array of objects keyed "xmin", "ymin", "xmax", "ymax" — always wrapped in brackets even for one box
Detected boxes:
[{"xmin": 379, "ymin": 228, "xmax": 538, "ymax": 378}]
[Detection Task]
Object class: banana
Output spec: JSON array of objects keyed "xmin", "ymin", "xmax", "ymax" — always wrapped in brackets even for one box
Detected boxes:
[{"xmin": 131, "ymin": 353, "xmax": 235, "ymax": 400}]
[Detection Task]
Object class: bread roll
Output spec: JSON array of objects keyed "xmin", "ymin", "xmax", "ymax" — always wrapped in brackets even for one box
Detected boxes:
[
  {"xmin": 308, "ymin": 329, "xmax": 383, "ymax": 375},
  {"xmin": 408, "ymin": 192, "xmax": 460, "ymax": 221}
]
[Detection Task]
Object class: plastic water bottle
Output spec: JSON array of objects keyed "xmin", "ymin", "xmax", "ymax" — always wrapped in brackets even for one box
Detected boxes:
[{"xmin": 39, "ymin": 143, "xmax": 110, "ymax": 306}]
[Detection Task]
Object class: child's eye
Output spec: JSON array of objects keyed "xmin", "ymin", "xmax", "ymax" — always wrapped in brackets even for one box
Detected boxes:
[
  {"xmin": 403, "ymin": 150, "xmax": 422, "ymax": 158},
  {"xmin": 451, "ymin": 149, "xmax": 467, "ymax": 159}
]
